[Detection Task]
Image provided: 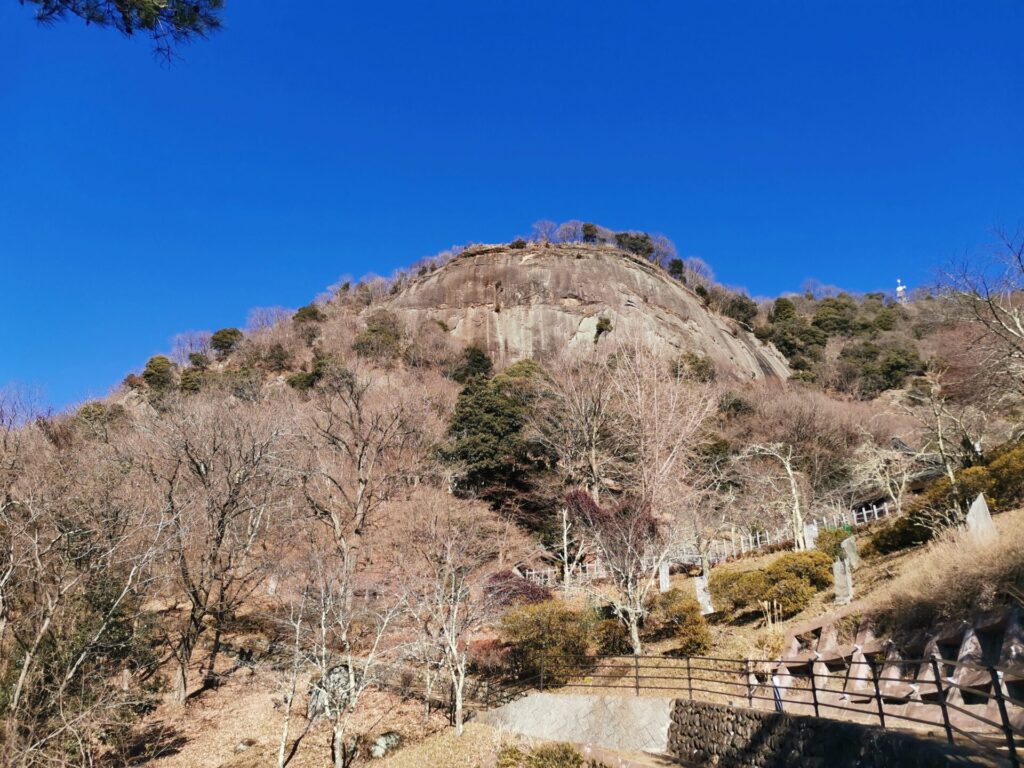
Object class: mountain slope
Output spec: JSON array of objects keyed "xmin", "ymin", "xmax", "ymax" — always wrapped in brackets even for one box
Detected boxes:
[{"xmin": 384, "ymin": 242, "xmax": 789, "ymax": 381}]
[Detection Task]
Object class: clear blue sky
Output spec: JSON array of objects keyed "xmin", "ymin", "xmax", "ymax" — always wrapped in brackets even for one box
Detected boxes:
[{"xmin": 2, "ymin": 2, "xmax": 1022, "ymax": 410}]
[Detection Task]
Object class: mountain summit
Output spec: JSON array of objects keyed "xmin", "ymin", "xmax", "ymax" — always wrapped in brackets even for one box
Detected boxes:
[{"xmin": 384, "ymin": 241, "xmax": 789, "ymax": 381}]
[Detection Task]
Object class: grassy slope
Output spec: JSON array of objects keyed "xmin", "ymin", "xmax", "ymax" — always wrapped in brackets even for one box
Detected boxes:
[{"xmin": 685, "ymin": 506, "xmax": 1024, "ymax": 661}]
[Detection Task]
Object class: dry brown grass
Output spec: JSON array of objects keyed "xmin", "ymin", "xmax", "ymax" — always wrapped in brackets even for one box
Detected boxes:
[
  {"xmin": 143, "ymin": 661, "xmax": 449, "ymax": 768},
  {"xmin": 867, "ymin": 506, "xmax": 1024, "ymax": 634},
  {"xmin": 377, "ymin": 722, "xmax": 516, "ymax": 768}
]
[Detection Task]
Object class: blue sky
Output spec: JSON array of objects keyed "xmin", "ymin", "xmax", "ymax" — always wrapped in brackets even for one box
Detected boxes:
[{"xmin": 2, "ymin": 2, "xmax": 1023, "ymax": 410}]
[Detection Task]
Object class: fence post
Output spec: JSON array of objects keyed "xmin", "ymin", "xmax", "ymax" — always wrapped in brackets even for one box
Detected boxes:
[
  {"xmin": 871, "ymin": 663, "xmax": 886, "ymax": 729},
  {"xmin": 745, "ymin": 660, "xmax": 754, "ymax": 708},
  {"xmin": 686, "ymin": 657, "xmax": 693, "ymax": 701},
  {"xmin": 634, "ymin": 655, "xmax": 641, "ymax": 697},
  {"xmin": 989, "ymin": 667, "xmax": 1019, "ymax": 767},
  {"xmin": 809, "ymin": 668, "xmax": 820, "ymax": 718},
  {"xmin": 930, "ymin": 656, "xmax": 954, "ymax": 745}
]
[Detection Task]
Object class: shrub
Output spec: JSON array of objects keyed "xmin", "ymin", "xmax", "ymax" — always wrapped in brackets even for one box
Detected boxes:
[
  {"xmin": 594, "ymin": 316, "xmax": 612, "ymax": 342},
  {"xmin": 292, "ymin": 303, "xmax": 325, "ymax": 323},
  {"xmin": 866, "ymin": 512, "xmax": 935, "ymax": 555},
  {"xmin": 500, "ymin": 602, "xmax": 591, "ymax": 684},
  {"xmin": 592, "ymin": 619, "xmax": 631, "ymax": 655},
  {"xmin": 352, "ymin": 310, "xmax": 402, "ymax": 360},
  {"xmin": 286, "ymin": 353, "xmax": 343, "ymax": 392},
  {"xmin": 509, "ymin": 238, "xmax": 528, "ymax": 249},
  {"xmin": 497, "ymin": 743, "xmax": 610, "ymax": 768},
  {"xmin": 985, "ymin": 442, "xmax": 1024, "ymax": 504},
  {"xmin": 723, "ymin": 294, "xmax": 758, "ymax": 327},
  {"xmin": 141, "ymin": 355, "xmax": 176, "ymax": 392},
  {"xmin": 449, "ymin": 344, "xmax": 493, "ymax": 384},
  {"xmin": 763, "ymin": 574, "xmax": 816, "ymax": 618},
  {"xmin": 485, "ymin": 571, "xmax": 552, "ymax": 608},
  {"xmin": 188, "ymin": 352, "xmax": 210, "ymax": 370},
  {"xmin": 467, "ymin": 638, "xmax": 510, "ymax": 678},
  {"xmin": 648, "ymin": 589, "xmax": 711, "ymax": 655},
  {"xmin": 262, "ymin": 342, "xmax": 291, "ymax": 372},
  {"xmin": 673, "ymin": 352, "xmax": 716, "ymax": 382},
  {"xmin": 179, "ymin": 367, "xmax": 204, "ymax": 394},
  {"xmin": 122, "ymin": 373, "xmax": 144, "ymax": 390},
  {"xmin": 709, "ymin": 569, "xmax": 769, "ymax": 614},
  {"xmin": 581, "ymin": 223, "xmax": 599, "ymax": 243},
  {"xmin": 668, "ymin": 258, "xmax": 685, "ymax": 281},
  {"xmin": 770, "ymin": 297, "xmax": 798, "ymax": 323},
  {"xmin": 614, "ymin": 231, "xmax": 654, "ymax": 259},
  {"xmin": 766, "ymin": 551, "xmax": 832, "ymax": 591},
  {"xmin": 710, "ymin": 551, "xmax": 831, "ymax": 621},
  {"xmin": 815, "ymin": 527, "xmax": 851, "ymax": 560},
  {"xmin": 526, "ymin": 744, "xmax": 585, "ymax": 768},
  {"xmin": 210, "ymin": 328, "xmax": 244, "ymax": 358}
]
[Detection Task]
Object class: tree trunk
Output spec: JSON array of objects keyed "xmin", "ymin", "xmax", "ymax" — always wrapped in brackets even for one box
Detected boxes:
[
  {"xmin": 784, "ymin": 461, "xmax": 805, "ymax": 550},
  {"xmin": 628, "ymin": 612, "xmax": 643, "ymax": 656},
  {"xmin": 203, "ymin": 623, "xmax": 224, "ymax": 690},
  {"xmin": 331, "ymin": 724, "xmax": 348, "ymax": 768},
  {"xmin": 453, "ymin": 679, "xmax": 464, "ymax": 736}
]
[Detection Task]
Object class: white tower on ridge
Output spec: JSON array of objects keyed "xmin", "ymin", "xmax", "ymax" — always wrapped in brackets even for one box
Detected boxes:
[{"xmin": 896, "ymin": 278, "xmax": 907, "ymax": 305}]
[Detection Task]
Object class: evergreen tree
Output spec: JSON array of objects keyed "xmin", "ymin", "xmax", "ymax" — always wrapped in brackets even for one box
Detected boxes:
[
  {"xmin": 20, "ymin": 0, "xmax": 223, "ymax": 58},
  {"xmin": 210, "ymin": 328, "xmax": 243, "ymax": 358}
]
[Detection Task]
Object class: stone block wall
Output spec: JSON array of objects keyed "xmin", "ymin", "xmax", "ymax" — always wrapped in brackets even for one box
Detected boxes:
[{"xmin": 667, "ymin": 700, "xmax": 962, "ymax": 767}]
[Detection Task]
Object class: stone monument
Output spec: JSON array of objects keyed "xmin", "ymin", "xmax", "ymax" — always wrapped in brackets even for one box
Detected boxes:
[
  {"xmin": 965, "ymin": 493, "xmax": 997, "ymax": 542},
  {"xmin": 694, "ymin": 573, "xmax": 715, "ymax": 615},
  {"xmin": 833, "ymin": 558, "xmax": 853, "ymax": 605}
]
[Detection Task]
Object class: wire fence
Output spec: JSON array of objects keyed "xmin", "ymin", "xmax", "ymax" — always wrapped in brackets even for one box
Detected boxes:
[
  {"xmin": 522, "ymin": 502, "xmax": 896, "ymax": 589},
  {"xmin": 487, "ymin": 652, "xmax": 1022, "ymax": 767}
]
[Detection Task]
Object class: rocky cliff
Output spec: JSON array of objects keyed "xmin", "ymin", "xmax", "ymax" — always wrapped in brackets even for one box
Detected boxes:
[{"xmin": 384, "ymin": 242, "xmax": 789, "ymax": 381}]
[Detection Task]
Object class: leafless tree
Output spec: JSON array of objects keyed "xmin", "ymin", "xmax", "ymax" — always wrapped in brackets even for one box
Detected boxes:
[
  {"xmin": 942, "ymin": 230, "xmax": 1024, "ymax": 389},
  {"xmin": 605, "ymin": 335, "xmax": 718, "ymax": 516},
  {"xmin": 555, "ymin": 219, "xmax": 584, "ymax": 244},
  {"xmin": 899, "ymin": 368, "xmax": 990, "ymax": 518},
  {"xmin": 300, "ymin": 536, "xmax": 403, "ymax": 768},
  {"xmin": 142, "ymin": 395, "xmax": 290, "ymax": 703},
  {"xmin": 396, "ymin": 489, "xmax": 532, "ymax": 734},
  {"xmin": 531, "ymin": 220, "xmax": 557, "ymax": 243},
  {"xmin": 302, "ymin": 365, "xmax": 432, "ymax": 568},
  {"xmin": 740, "ymin": 443, "xmax": 808, "ymax": 549},
  {"xmin": 169, "ymin": 330, "xmax": 212, "ymax": 365},
  {"xmin": 565, "ymin": 490, "xmax": 677, "ymax": 655},
  {"xmin": 530, "ymin": 352, "xmax": 623, "ymax": 503},
  {"xmin": 651, "ymin": 233, "xmax": 677, "ymax": 268},
  {"xmin": 851, "ymin": 430, "xmax": 923, "ymax": 517},
  {"xmin": 247, "ymin": 306, "xmax": 293, "ymax": 334},
  {"xmin": 1, "ymin": 409, "xmax": 163, "ymax": 766}
]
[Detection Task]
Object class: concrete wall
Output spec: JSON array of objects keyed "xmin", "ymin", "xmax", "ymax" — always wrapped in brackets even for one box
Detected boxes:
[
  {"xmin": 668, "ymin": 700, "xmax": 966, "ymax": 767},
  {"xmin": 479, "ymin": 692, "xmax": 674, "ymax": 754}
]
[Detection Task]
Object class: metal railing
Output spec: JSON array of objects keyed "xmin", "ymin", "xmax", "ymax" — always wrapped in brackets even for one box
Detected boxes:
[{"xmin": 490, "ymin": 652, "xmax": 1022, "ymax": 766}]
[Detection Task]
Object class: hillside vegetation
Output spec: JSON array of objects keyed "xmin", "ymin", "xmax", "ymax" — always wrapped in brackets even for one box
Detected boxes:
[{"xmin": 2, "ymin": 222, "xmax": 1023, "ymax": 767}]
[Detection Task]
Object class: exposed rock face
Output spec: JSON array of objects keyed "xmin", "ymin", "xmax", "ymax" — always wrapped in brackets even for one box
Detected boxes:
[{"xmin": 384, "ymin": 243, "xmax": 789, "ymax": 381}]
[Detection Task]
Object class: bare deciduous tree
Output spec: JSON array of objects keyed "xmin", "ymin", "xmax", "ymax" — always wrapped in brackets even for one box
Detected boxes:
[
  {"xmin": 531, "ymin": 352, "xmax": 623, "ymax": 503},
  {"xmin": 531, "ymin": 220, "xmax": 557, "ymax": 243},
  {"xmin": 399, "ymin": 490, "xmax": 530, "ymax": 735},
  {"xmin": 943, "ymin": 230, "xmax": 1024, "ymax": 389},
  {"xmin": 142, "ymin": 396, "xmax": 290, "ymax": 703},
  {"xmin": 740, "ymin": 443, "xmax": 808, "ymax": 550},
  {"xmin": 302, "ymin": 366, "xmax": 429, "ymax": 563},
  {"xmin": 299, "ymin": 537, "xmax": 403, "ymax": 768},
  {"xmin": 565, "ymin": 490, "xmax": 676, "ymax": 655}
]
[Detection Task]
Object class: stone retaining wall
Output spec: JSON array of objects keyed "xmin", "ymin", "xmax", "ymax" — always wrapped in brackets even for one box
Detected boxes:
[{"xmin": 668, "ymin": 700, "xmax": 967, "ymax": 767}]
